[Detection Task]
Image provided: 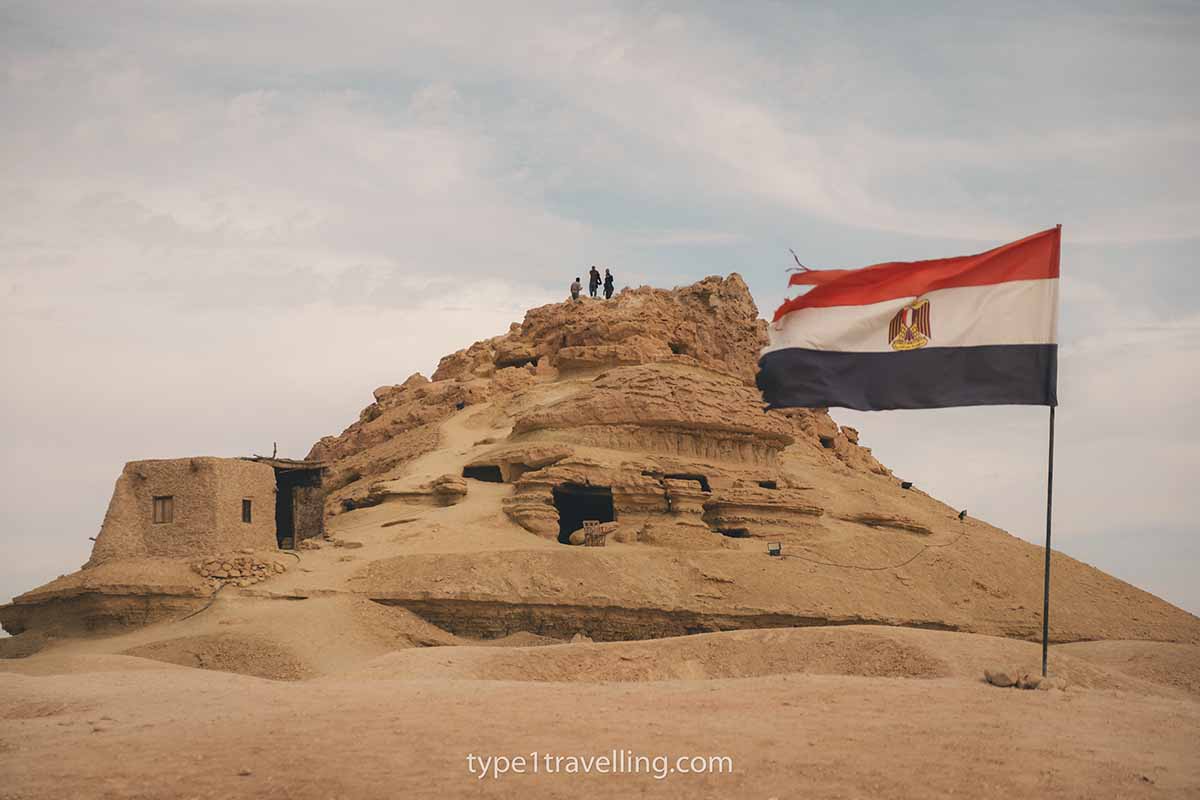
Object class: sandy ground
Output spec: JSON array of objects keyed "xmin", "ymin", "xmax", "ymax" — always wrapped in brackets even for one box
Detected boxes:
[{"xmin": 2, "ymin": 625, "xmax": 1199, "ymax": 799}]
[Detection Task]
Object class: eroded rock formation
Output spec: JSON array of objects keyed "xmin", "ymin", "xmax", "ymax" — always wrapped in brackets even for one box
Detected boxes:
[{"xmin": 306, "ymin": 275, "xmax": 884, "ymax": 514}]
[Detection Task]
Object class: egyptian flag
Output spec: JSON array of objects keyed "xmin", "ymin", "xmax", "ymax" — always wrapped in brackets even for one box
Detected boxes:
[{"xmin": 757, "ymin": 227, "xmax": 1060, "ymax": 411}]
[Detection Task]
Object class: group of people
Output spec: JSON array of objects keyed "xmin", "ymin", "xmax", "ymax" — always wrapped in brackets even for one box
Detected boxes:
[{"xmin": 570, "ymin": 266, "xmax": 615, "ymax": 301}]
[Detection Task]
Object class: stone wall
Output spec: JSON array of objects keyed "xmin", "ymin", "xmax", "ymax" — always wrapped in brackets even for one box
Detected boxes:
[{"xmin": 292, "ymin": 483, "xmax": 326, "ymax": 541}]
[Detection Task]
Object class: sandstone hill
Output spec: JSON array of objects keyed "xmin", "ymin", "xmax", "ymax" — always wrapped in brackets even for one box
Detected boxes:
[{"xmin": 2, "ymin": 275, "xmax": 1198, "ymax": 654}]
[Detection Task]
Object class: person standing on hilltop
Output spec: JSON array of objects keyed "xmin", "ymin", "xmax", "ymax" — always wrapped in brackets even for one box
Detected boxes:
[
  {"xmin": 603, "ymin": 268, "xmax": 615, "ymax": 299},
  {"xmin": 570, "ymin": 276, "xmax": 582, "ymax": 302},
  {"xmin": 588, "ymin": 265, "xmax": 601, "ymax": 298}
]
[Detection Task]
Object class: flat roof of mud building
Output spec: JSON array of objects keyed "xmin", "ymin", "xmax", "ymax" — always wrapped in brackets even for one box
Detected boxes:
[{"xmin": 126, "ymin": 456, "xmax": 249, "ymax": 466}]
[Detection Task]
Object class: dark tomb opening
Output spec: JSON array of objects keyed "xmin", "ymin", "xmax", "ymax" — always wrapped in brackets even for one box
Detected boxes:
[
  {"xmin": 718, "ymin": 528, "xmax": 752, "ymax": 538},
  {"xmin": 552, "ymin": 483, "xmax": 614, "ymax": 544},
  {"xmin": 462, "ymin": 465, "xmax": 504, "ymax": 483},
  {"xmin": 495, "ymin": 355, "xmax": 538, "ymax": 369}
]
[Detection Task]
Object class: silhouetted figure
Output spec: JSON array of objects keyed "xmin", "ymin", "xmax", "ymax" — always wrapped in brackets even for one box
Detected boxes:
[
  {"xmin": 588, "ymin": 265, "xmax": 601, "ymax": 298},
  {"xmin": 570, "ymin": 276, "xmax": 582, "ymax": 302},
  {"xmin": 603, "ymin": 269, "xmax": 615, "ymax": 299}
]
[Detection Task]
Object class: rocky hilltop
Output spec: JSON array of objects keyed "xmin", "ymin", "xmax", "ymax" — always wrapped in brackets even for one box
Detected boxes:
[
  {"xmin": 3, "ymin": 274, "xmax": 1198, "ymax": 653},
  {"xmin": 308, "ymin": 275, "xmax": 884, "ymax": 515}
]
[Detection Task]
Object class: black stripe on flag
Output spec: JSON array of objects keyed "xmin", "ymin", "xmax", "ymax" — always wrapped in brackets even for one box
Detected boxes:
[{"xmin": 757, "ymin": 344, "xmax": 1058, "ymax": 411}]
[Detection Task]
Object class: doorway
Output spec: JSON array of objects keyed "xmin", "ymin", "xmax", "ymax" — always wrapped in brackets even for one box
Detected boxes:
[
  {"xmin": 552, "ymin": 483, "xmax": 614, "ymax": 544},
  {"xmin": 274, "ymin": 467, "xmax": 324, "ymax": 548}
]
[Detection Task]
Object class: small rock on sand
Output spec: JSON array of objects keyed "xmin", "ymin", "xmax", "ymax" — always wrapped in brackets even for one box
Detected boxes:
[
  {"xmin": 984, "ymin": 669, "xmax": 1016, "ymax": 687},
  {"xmin": 984, "ymin": 669, "xmax": 1067, "ymax": 691},
  {"xmin": 1017, "ymin": 673, "xmax": 1041, "ymax": 690}
]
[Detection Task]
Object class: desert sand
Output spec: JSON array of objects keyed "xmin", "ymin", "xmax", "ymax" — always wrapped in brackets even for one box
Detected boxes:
[
  {"xmin": 2, "ymin": 276, "xmax": 1198, "ymax": 798},
  {"xmin": 2, "ymin": 624, "xmax": 1199, "ymax": 798}
]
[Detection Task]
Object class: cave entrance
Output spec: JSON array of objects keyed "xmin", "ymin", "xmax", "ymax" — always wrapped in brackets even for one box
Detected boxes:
[
  {"xmin": 552, "ymin": 484, "xmax": 614, "ymax": 544},
  {"xmin": 462, "ymin": 465, "xmax": 504, "ymax": 483}
]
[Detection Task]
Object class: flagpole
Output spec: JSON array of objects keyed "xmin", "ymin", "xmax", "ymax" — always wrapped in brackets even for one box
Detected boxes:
[{"xmin": 1041, "ymin": 404, "xmax": 1056, "ymax": 677}]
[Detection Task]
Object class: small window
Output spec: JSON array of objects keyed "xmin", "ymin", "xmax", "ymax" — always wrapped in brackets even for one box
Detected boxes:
[
  {"xmin": 153, "ymin": 496, "xmax": 174, "ymax": 524},
  {"xmin": 242, "ymin": 498, "xmax": 253, "ymax": 523}
]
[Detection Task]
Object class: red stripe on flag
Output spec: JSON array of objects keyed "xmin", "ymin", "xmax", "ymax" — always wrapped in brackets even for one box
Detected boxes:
[
  {"xmin": 788, "ymin": 268, "xmax": 859, "ymax": 287},
  {"xmin": 773, "ymin": 227, "xmax": 1061, "ymax": 320}
]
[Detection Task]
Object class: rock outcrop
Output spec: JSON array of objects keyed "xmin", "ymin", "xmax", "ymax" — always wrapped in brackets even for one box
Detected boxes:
[
  {"xmin": 513, "ymin": 363, "xmax": 793, "ymax": 464},
  {"xmin": 430, "ymin": 275, "xmax": 767, "ymax": 384},
  {"xmin": 368, "ymin": 474, "xmax": 469, "ymax": 507},
  {"xmin": 702, "ymin": 486, "xmax": 825, "ymax": 539},
  {"xmin": 304, "ymin": 274, "xmax": 884, "ymax": 515}
]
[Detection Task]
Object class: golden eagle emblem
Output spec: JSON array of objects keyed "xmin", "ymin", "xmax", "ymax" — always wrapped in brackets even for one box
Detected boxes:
[{"xmin": 888, "ymin": 299, "xmax": 931, "ymax": 351}]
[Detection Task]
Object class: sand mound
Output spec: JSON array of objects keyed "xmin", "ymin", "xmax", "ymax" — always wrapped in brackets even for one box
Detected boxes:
[
  {"xmin": 331, "ymin": 625, "xmax": 1192, "ymax": 698},
  {"xmin": 1058, "ymin": 640, "xmax": 1200, "ymax": 697},
  {"xmin": 0, "ymin": 652, "xmax": 187, "ymax": 676},
  {"xmin": 349, "ymin": 626, "xmax": 952, "ymax": 683},
  {"xmin": 123, "ymin": 633, "xmax": 313, "ymax": 681},
  {"xmin": 5, "ymin": 595, "xmax": 459, "ymax": 680}
]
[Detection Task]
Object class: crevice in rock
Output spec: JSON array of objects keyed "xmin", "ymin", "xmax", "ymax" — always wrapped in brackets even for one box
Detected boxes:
[{"xmin": 495, "ymin": 355, "xmax": 538, "ymax": 369}]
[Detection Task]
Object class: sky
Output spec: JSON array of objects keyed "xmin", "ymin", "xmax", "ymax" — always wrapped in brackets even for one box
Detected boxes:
[{"xmin": 2, "ymin": 1, "xmax": 1198, "ymax": 617}]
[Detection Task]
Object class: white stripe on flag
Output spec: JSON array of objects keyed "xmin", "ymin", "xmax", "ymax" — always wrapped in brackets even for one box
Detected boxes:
[{"xmin": 764, "ymin": 278, "xmax": 1058, "ymax": 354}]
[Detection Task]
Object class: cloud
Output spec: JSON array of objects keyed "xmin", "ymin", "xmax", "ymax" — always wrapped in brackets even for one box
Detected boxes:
[{"xmin": 9, "ymin": 3, "xmax": 1198, "ymax": 248}]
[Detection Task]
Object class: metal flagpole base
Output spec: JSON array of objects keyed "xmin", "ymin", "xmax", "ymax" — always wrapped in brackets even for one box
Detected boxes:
[{"xmin": 1041, "ymin": 405, "xmax": 1056, "ymax": 677}]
